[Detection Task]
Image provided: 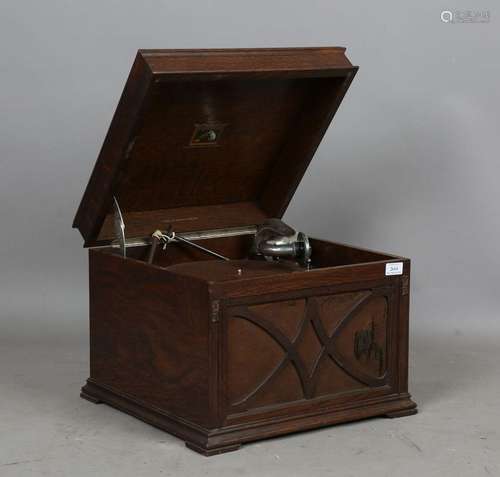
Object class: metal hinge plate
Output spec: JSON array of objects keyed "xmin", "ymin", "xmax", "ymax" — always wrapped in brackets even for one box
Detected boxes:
[{"xmin": 211, "ymin": 301, "xmax": 220, "ymax": 323}]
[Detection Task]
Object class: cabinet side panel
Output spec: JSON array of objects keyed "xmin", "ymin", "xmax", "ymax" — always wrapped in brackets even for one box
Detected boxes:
[{"xmin": 88, "ymin": 250, "xmax": 211, "ymax": 427}]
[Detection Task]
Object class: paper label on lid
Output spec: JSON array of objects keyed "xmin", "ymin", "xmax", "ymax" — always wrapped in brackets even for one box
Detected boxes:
[{"xmin": 385, "ymin": 262, "xmax": 403, "ymax": 276}]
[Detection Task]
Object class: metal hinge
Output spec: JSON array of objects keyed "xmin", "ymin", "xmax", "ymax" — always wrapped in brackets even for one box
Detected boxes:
[{"xmin": 211, "ymin": 300, "xmax": 220, "ymax": 323}]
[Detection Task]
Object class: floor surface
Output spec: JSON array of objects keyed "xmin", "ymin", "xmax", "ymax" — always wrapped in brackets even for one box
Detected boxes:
[{"xmin": 1, "ymin": 326, "xmax": 499, "ymax": 477}]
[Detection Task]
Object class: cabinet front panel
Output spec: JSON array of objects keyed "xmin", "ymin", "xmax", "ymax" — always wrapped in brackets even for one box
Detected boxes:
[{"xmin": 223, "ymin": 286, "xmax": 396, "ymax": 417}]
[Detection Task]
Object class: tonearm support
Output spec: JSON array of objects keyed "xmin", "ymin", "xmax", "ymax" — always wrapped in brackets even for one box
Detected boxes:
[{"xmin": 148, "ymin": 229, "xmax": 230, "ymax": 264}]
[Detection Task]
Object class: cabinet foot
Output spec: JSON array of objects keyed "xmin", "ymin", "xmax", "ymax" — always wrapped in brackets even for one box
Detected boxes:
[
  {"xmin": 80, "ymin": 387, "xmax": 103, "ymax": 404},
  {"xmin": 384, "ymin": 407, "xmax": 418, "ymax": 418},
  {"xmin": 185, "ymin": 441, "xmax": 241, "ymax": 456}
]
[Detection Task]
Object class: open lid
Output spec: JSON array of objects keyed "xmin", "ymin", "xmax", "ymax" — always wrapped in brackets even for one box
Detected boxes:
[{"xmin": 73, "ymin": 47, "xmax": 358, "ymax": 246}]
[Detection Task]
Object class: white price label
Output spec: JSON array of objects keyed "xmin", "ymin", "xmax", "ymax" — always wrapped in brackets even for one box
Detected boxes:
[{"xmin": 385, "ymin": 262, "xmax": 403, "ymax": 276}]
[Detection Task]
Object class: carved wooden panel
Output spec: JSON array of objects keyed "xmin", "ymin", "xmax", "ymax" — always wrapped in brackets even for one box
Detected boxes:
[{"xmin": 225, "ymin": 288, "xmax": 392, "ymax": 412}]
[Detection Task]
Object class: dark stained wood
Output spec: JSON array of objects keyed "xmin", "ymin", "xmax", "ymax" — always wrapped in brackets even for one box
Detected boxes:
[
  {"xmin": 397, "ymin": 263, "xmax": 411, "ymax": 393},
  {"xmin": 86, "ymin": 248, "xmax": 214, "ymax": 428},
  {"xmin": 82, "ymin": 377, "xmax": 416, "ymax": 456},
  {"xmin": 73, "ymin": 48, "xmax": 358, "ymax": 247},
  {"xmin": 115, "ymin": 78, "xmax": 316, "ymax": 213},
  {"xmin": 124, "ymin": 233, "xmax": 255, "ymax": 266},
  {"xmin": 97, "ymin": 202, "xmax": 267, "ymax": 242},
  {"xmin": 83, "ymin": 237, "xmax": 416, "ymax": 454},
  {"xmin": 73, "ymin": 52, "xmax": 153, "ymax": 246},
  {"xmin": 144, "ymin": 47, "xmax": 353, "ymax": 78},
  {"xmin": 115, "ymin": 236, "xmax": 397, "ymax": 272},
  {"xmin": 385, "ymin": 407, "xmax": 418, "ymax": 418},
  {"xmin": 207, "ymin": 259, "xmax": 410, "ymax": 300},
  {"xmin": 77, "ymin": 48, "xmax": 416, "ymax": 455},
  {"xmin": 309, "ymin": 238, "xmax": 399, "ymax": 267},
  {"xmin": 260, "ymin": 73, "xmax": 356, "ymax": 217},
  {"xmin": 224, "ymin": 288, "xmax": 392, "ymax": 413}
]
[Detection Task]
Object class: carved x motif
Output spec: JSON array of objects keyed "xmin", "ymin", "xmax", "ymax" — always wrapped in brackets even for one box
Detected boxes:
[{"xmin": 231, "ymin": 290, "xmax": 387, "ymax": 407}]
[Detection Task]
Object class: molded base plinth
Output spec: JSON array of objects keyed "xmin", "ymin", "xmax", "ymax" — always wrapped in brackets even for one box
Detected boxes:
[{"xmin": 81, "ymin": 380, "xmax": 417, "ymax": 456}]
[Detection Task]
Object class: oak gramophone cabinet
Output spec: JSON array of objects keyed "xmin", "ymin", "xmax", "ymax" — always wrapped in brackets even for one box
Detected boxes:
[{"xmin": 73, "ymin": 47, "xmax": 417, "ymax": 455}]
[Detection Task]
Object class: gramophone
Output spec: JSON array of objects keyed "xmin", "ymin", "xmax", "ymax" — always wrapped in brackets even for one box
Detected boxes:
[{"xmin": 75, "ymin": 47, "xmax": 416, "ymax": 456}]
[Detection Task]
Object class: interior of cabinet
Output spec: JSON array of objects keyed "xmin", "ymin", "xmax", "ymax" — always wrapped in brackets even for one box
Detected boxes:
[{"xmin": 101, "ymin": 235, "xmax": 394, "ymax": 270}]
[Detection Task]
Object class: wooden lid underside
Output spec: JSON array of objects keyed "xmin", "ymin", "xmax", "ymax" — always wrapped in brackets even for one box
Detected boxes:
[{"xmin": 73, "ymin": 48, "xmax": 357, "ymax": 246}]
